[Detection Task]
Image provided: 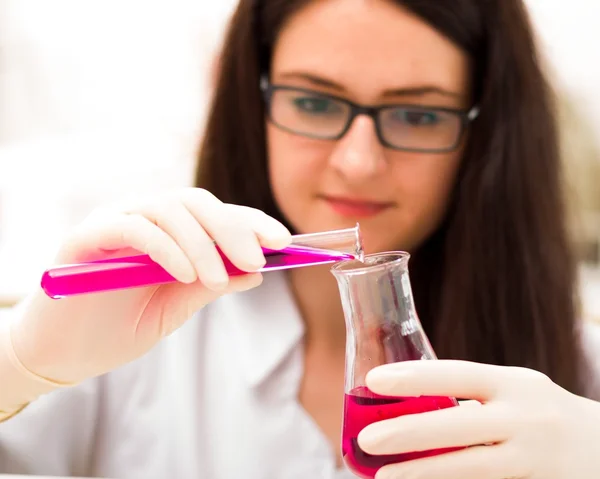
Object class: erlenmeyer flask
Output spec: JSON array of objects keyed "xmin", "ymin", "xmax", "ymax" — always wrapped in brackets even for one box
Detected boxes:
[{"xmin": 330, "ymin": 252, "xmax": 460, "ymax": 479}]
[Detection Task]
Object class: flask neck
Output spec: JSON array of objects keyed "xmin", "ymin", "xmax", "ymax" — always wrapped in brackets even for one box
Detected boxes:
[{"xmin": 330, "ymin": 252, "xmax": 437, "ymax": 393}]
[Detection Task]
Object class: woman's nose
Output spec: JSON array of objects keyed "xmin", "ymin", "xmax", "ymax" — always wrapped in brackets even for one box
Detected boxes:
[{"xmin": 328, "ymin": 115, "xmax": 387, "ymax": 180}]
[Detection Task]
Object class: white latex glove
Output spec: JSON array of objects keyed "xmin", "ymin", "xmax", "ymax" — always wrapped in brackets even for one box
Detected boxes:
[
  {"xmin": 4, "ymin": 187, "xmax": 291, "ymax": 388},
  {"xmin": 357, "ymin": 360, "xmax": 600, "ymax": 479}
]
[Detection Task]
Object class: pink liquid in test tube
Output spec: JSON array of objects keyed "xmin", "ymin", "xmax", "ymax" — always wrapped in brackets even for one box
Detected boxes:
[{"xmin": 41, "ymin": 225, "xmax": 363, "ymax": 299}]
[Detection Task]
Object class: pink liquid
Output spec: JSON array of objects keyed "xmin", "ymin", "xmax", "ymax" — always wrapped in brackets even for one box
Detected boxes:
[
  {"xmin": 342, "ymin": 386, "xmax": 461, "ymax": 479},
  {"xmin": 41, "ymin": 246, "xmax": 353, "ymax": 298}
]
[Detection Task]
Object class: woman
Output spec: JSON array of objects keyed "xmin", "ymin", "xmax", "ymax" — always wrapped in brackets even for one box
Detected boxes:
[{"xmin": 1, "ymin": 0, "xmax": 600, "ymax": 478}]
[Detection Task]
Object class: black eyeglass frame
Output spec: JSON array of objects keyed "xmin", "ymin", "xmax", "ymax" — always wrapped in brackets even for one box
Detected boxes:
[{"xmin": 260, "ymin": 76, "xmax": 480, "ymax": 154}]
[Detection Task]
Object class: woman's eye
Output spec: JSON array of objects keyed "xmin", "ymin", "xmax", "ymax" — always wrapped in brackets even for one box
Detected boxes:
[
  {"xmin": 393, "ymin": 109, "xmax": 440, "ymax": 126},
  {"xmin": 293, "ymin": 97, "xmax": 338, "ymax": 114}
]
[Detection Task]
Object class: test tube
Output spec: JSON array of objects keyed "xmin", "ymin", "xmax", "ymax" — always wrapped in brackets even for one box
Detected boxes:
[
  {"xmin": 286, "ymin": 223, "xmax": 364, "ymax": 261},
  {"xmin": 40, "ymin": 224, "xmax": 364, "ymax": 299}
]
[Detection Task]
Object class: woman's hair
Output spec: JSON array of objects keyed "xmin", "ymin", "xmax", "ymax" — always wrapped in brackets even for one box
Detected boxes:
[{"xmin": 196, "ymin": 0, "xmax": 589, "ymax": 396}]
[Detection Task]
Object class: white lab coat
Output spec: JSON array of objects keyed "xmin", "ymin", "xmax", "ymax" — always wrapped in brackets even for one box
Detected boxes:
[
  {"xmin": 0, "ymin": 272, "xmax": 358, "ymax": 479},
  {"xmin": 0, "ymin": 271, "xmax": 599, "ymax": 478}
]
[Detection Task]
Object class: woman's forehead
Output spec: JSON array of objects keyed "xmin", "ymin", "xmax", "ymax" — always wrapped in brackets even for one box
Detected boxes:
[{"xmin": 270, "ymin": 0, "xmax": 470, "ymax": 103}]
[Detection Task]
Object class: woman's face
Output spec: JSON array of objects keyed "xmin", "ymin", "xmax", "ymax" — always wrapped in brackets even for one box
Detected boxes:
[{"xmin": 266, "ymin": 0, "xmax": 471, "ymax": 253}]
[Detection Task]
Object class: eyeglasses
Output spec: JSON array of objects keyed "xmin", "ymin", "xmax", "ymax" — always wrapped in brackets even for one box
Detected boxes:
[{"xmin": 261, "ymin": 77, "xmax": 479, "ymax": 153}]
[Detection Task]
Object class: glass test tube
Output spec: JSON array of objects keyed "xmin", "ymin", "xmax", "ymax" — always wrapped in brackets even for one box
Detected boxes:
[{"xmin": 40, "ymin": 224, "xmax": 364, "ymax": 298}]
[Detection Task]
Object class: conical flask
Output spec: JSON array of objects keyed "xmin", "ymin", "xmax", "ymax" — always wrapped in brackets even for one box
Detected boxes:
[{"xmin": 330, "ymin": 252, "xmax": 460, "ymax": 479}]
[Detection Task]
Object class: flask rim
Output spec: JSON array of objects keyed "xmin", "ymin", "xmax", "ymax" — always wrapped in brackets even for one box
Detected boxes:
[{"xmin": 330, "ymin": 250, "xmax": 410, "ymax": 276}]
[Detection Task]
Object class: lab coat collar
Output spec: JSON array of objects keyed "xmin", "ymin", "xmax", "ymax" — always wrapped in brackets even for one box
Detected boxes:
[{"xmin": 219, "ymin": 271, "xmax": 305, "ymax": 387}]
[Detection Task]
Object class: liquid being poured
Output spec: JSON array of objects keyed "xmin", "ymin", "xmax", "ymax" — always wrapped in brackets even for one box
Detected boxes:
[{"xmin": 342, "ymin": 386, "xmax": 461, "ymax": 479}]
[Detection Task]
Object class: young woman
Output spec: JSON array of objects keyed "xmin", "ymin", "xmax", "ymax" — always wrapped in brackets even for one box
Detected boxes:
[{"xmin": 1, "ymin": 1, "xmax": 599, "ymax": 478}]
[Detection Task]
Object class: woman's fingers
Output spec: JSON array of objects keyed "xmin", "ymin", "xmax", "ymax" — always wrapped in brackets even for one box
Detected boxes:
[
  {"xmin": 182, "ymin": 199, "xmax": 267, "ymax": 273},
  {"xmin": 63, "ymin": 188, "xmax": 292, "ymax": 291},
  {"xmin": 68, "ymin": 211, "xmax": 197, "ymax": 284},
  {"xmin": 375, "ymin": 443, "xmax": 524, "ymax": 479},
  {"xmin": 358, "ymin": 400, "xmax": 511, "ymax": 454},
  {"xmin": 230, "ymin": 204, "xmax": 293, "ymax": 249},
  {"xmin": 180, "ymin": 189, "xmax": 291, "ymax": 272},
  {"xmin": 365, "ymin": 359, "xmax": 548, "ymax": 403},
  {"xmin": 366, "ymin": 360, "xmax": 501, "ymax": 402},
  {"xmin": 127, "ymin": 197, "xmax": 231, "ymax": 291}
]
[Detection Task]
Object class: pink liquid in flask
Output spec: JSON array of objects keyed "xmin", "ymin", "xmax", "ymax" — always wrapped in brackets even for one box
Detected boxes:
[{"xmin": 342, "ymin": 387, "xmax": 461, "ymax": 479}]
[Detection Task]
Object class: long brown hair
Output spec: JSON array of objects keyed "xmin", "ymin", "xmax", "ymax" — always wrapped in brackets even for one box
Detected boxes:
[{"xmin": 196, "ymin": 0, "xmax": 589, "ymax": 396}]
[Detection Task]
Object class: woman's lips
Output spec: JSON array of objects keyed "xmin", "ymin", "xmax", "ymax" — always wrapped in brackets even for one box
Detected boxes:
[{"xmin": 322, "ymin": 195, "xmax": 394, "ymax": 218}]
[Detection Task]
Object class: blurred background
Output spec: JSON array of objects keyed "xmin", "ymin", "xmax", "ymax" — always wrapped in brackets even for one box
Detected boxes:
[{"xmin": 0, "ymin": 0, "xmax": 599, "ymax": 322}]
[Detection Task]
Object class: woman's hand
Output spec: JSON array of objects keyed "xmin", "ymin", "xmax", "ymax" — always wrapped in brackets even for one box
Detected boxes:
[
  {"xmin": 358, "ymin": 360, "xmax": 600, "ymax": 479},
  {"xmin": 9, "ymin": 187, "xmax": 291, "ymax": 386}
]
